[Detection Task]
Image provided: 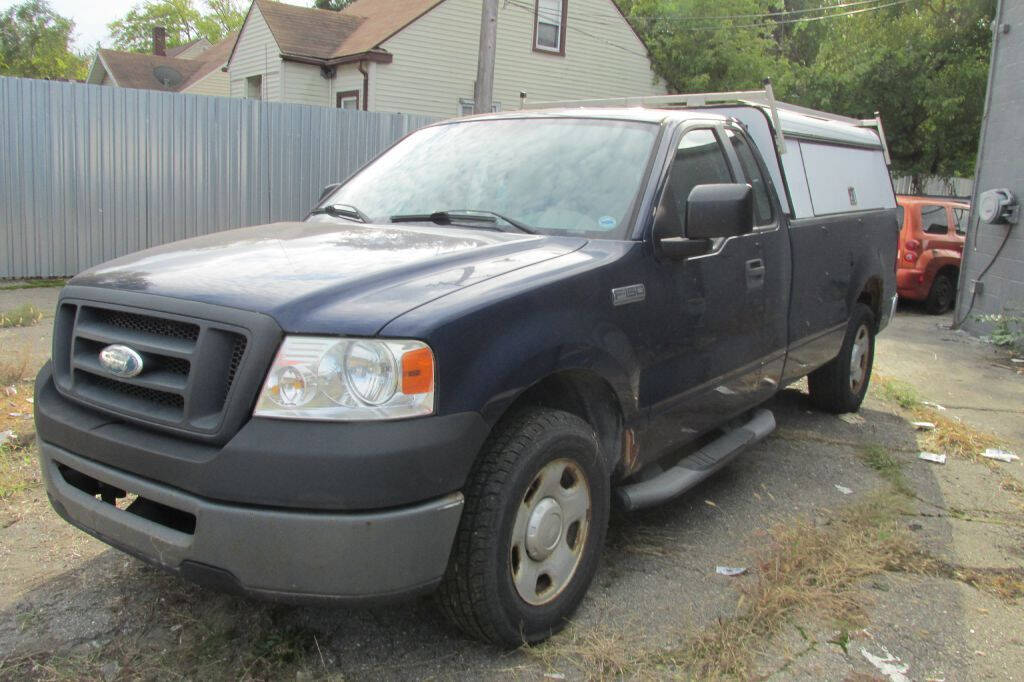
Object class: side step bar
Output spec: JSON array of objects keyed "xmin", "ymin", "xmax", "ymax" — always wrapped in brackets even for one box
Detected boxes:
[{"xmin": 615, "ymin": 409, "xmax": 776, "ymax": 512}]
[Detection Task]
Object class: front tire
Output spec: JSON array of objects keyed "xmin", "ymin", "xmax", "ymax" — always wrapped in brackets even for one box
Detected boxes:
[
  {"xmin": 807, "ymin": 303, "xmax": 876, "ymax": 413},
  {"xmin": 437, "ymin": 408, "xmax": 610, "ymax": 647}
]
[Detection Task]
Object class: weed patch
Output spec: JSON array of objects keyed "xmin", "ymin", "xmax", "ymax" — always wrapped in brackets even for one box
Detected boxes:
[
  {"xmin": 0, "ymin": 443, "xmax": 39, "ymax": 500},
  {"xmin": 873, "ymin": 376, "xmax": 921, "ymax": 409},
  {"xmin": 0, "ymin": 279, "xmax": 66, "ymax": 291},
  {"xmin": 858, "ymin": 444, "xmax": 914, "ymax": 497},
  {"xmin": 0, "ymin": 304, "xmax": 43, "ymax": 328}
]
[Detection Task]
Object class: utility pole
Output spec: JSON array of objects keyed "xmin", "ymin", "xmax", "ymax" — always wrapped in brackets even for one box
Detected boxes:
[{"xmin": 473, "ymin": 0, "xmax": 498, "ymax": 114}]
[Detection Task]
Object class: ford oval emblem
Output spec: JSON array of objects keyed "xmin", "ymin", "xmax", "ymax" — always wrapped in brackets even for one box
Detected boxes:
[{"xmin": 99, "ymin": 344, "xmax": 144, "ymax": 378}]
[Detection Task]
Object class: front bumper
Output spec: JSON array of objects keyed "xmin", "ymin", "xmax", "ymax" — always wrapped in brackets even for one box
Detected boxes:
[
  {"xmin": 41, "ymin": 441, "xmax": 464, "ymax": 602},
  {"xmin": 36, "ymin": 364, "xmax": 490, "ymax": 510}
]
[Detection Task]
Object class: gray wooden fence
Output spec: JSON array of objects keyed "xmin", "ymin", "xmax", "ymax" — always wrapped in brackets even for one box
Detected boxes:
[{"xmin": 0, "ymin": 76, "xmax": 438, "ymax": 279}]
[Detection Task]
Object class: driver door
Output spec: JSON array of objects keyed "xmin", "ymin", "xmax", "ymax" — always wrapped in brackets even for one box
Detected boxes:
[{"xmin": 639, "ymin": 124, "xmax": 772, "ymax": 456}]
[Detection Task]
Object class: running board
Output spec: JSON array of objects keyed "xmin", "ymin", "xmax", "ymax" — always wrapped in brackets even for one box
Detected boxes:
[{"xmin": 615, "ymin": 409, "xmax": 776, "ymax": 512}]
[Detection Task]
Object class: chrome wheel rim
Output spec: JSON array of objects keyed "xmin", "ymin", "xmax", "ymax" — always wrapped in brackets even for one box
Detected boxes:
[
  {"xmin": 510, "ymin": 458, "xmax": 591, "ymax": 606},
  {"xmin": 849, "ymin": 324, "xmax": 871, "ymax": 394}
]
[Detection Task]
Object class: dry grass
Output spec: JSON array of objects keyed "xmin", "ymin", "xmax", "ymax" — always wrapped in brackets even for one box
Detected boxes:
[
  {"xmin": 911, "ymin": 407, "xmax": 1005, "ymax": 462},
  {"xmin": 673, "ymin": 495, "xmax": 911, "ymax": 679},
  {"xmin": 530, "ymin": 494, "xmax": 914, "ymax": 679},
  {"xmin": 873, "ymin": 375, "xmax": 1010, "ymax": 464},
  {"xmin": 0, "ymin": 304, "xmax": 43, "ymax": 328},
  {"xmin": 0, "ymin": 351, "xmax": 32, "ymax": 386},
  {"xmin": 526, "ymin": 619, "xmax": 658, "ymax": 678}
]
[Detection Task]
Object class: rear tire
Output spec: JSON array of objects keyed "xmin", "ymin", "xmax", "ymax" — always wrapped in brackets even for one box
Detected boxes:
[
  {"xmin": 925, "ymin": 272, "xmax": 955, "ymax": 314},
  {"xmin": 437, "ymin": 408, "xmax": 610, "ymax": 647},
  {"xmin": 807, "ymin": 303, "xmax": 876, "ymax": 413}
]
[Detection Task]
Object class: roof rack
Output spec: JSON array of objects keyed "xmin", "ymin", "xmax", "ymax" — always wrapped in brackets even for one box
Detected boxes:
[{"xmin": 521, "ymin": 78, "xmax": 892, "ymax": 164}]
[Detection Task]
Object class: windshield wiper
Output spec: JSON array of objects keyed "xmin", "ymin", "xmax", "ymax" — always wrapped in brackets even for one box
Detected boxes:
[
  {"xmin": 309, "ymin": 203, "xmax": 370, "ymax": 223},
  {"xmin": 390, "ymin": 210, "xmax": 535, "ymax": 234}
]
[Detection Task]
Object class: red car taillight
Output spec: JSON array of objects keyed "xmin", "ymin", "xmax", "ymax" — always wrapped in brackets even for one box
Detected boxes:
[{"xmin": 904, "ymin": 251, "xmax": 918, "ymax": 263}]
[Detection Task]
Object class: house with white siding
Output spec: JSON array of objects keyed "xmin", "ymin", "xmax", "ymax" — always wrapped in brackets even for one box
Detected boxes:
[{"xmin": 227, "ymin": 0, "xmax": 665, "ymax": 117}]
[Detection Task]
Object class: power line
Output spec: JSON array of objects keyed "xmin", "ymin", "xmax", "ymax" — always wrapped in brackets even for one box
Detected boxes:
[
  {"xmin": 674, "ymin": 0, "xmax": 922, "ymax": 31},
  {"xmin": 515, "ymin": 0, "xmax": 920, "ymax": 33}
]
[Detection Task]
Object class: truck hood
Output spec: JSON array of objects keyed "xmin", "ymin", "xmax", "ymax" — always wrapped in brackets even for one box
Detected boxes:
[{"xmin": 71, "ymin": 221, "xmax": 587, "ymax": 335}]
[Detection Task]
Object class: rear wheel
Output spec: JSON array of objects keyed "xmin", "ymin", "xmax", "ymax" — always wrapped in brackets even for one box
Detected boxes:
[
  {"xmin": 925, "ymin": 272, "xmax": 955, "ymax": 314},
  {"xmin": 807, "ymin": 303, "xmax": 876, "ymax": 413},
  {"xmin": 437, "ymin": 408, "xmax": 609, "ymax": 647}
]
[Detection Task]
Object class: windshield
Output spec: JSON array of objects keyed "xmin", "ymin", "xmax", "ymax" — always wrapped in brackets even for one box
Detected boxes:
[{"xmin": 323, "ymin": 118, "xmax": 660, "ymax": 238}]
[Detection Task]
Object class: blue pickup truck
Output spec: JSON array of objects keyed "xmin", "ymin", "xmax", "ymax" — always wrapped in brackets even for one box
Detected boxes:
[{"xmin": 35, "ymin": 93, "xmax": 899, "ymax": 646}]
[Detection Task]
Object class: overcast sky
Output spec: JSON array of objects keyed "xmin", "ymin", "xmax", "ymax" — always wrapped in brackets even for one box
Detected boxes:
[{"xmin": 0, "ymin": 0, "xmax": 309, "ymax": 51}]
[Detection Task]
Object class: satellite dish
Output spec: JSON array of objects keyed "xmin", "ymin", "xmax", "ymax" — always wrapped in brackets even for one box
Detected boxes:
[{"xmin": 152, "ymin": 65, "xmax": 183, "ymax": 88}]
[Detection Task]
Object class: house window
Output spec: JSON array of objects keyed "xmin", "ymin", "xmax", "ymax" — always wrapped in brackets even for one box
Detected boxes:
[
  {"xmin": 534, "ymin": 0, "xmax": 566, "ymax": 54},
  {"xmin": 458, "ymin": 98, "xmax": 502, "ymax": 116},
  {"xmin": 336, "ymin": 90, "xmax": 360, "ymax": 110},
  {"xmin": 246, "ymin": 75, "xmax": 262, "ymax": 100}
]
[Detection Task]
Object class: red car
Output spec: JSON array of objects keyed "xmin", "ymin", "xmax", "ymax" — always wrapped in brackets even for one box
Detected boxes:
[{"xmin": 896, "ymin": 195, "xmax": 969, "ymax": 314}]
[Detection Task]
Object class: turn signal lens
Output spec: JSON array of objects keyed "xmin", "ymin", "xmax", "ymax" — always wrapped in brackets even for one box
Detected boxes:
[
  {"xmin": 401, "ymin": 347, "xmax": 434, "ymax": 395},
  {"xmin": 905, "ymin": 239, "xmax": 921, "ymax": 251}
]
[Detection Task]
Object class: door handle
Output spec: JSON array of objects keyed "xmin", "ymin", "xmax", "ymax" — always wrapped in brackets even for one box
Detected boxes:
[{"xmin": 746, "ymin": 258, "xmax": 765, "ymax": 290}]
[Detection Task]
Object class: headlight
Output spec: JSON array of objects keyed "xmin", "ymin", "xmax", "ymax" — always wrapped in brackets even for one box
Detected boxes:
[{"xmin": 254, "ymin": 336, "xmax": 434, "ymax": 421}]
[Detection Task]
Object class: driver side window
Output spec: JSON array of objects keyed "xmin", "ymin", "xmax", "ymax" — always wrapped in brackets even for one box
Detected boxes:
[{"xmin": 662, "ymin": 128, "xmax": 733, "ymax": 236}]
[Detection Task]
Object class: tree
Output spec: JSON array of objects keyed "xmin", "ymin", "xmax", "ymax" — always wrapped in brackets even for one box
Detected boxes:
[
  {"xmin": 0, "ymin": 0, "xmax": 88, "ymax": 80},
  {"xmin": 108, "ymin": 0, "xmax": 245, "ymax": 52},
  {"xmin": 619, "ymin": 0, "xmax": 995, "ymax": 179},
  {"xmin": 792, "ymin": 0, "xmax": 995, "ymax": 179},
  {"xmin": 313, "ymin": 0, "xmax": 356, "ymax": 9},
  {"xmin": 625, "ymin": 0, "xmax": 791, "ymax": 93}
]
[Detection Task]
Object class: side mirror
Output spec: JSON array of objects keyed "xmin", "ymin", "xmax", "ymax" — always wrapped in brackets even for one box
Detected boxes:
[
  {"xmin": 318, "ymin": 182, "xmax": 342, "ymax": 204},
  {"xmin": 685, "ymin": 184, "xmax": 754, "ymax": 240},
  {"xmin": 653, "ymin": 185, "xmax": 712, "ymax": 259}
]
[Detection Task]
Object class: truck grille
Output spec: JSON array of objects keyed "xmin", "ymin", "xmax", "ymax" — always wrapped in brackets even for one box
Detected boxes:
[{"xmin": 52, "ymin": 302, "xmax": 253, "ymax": 438}]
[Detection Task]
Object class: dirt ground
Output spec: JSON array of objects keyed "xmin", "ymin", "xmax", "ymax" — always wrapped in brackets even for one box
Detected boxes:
[{"xmin": 0, "ymin": 290, "xmax": 1022, "ymax": 680}]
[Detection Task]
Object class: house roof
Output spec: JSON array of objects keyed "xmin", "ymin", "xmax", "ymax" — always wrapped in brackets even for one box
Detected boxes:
[
  {"xmin": 166, "ymin": 37, "xmax": 210, "ymax": 58},
  {"xmin": 92, "ymin": 32, "xmax": 237, "ymax": 93},
  {"xmin": 179, "ymin": 32, "xmax": 238, "ymax": 90},
  {"xmin": 95, "ymin": 50, "xmax": 208, "ymax": 91},
  {"xmin": 248, "ymin": 0, "xmax": 444, "ymax": 64}
]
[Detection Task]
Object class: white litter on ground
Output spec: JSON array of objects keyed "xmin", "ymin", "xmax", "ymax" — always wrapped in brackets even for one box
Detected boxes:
[
  {"xmin": 1011, "ymin": 358, "xmax": 1023, "ymax": 364},
  {"xmin": 835, "ymin": 484, "xmax": 854, "ymax": 495},
  {"xmin": 861, "ymin": 645, "xmax": 910, "ymax": 682},
  {"xmin": 919, "ymin": 452, "xmax": 947, "ymax": 464},
  {"xmin": 839, "ymin": 413, "xmax": 866, "ymax": 424},
  {"xmin": 2, "ymin": 385, "xmax": 16, "ymax": 397},
  {"xmin": 0, "ymin": 429, "xmax": 15, "ymax": 447},
  {"xmin": 715, "ymin": 566, "xmax": 747, "ymax": 576},
  {"xmin": 912, "ymin": 421, "xmax": 936, "ymax": 431},
  {"xmin": 982, "ymin": 448, "xmax": 1019, "ymax": 463}
]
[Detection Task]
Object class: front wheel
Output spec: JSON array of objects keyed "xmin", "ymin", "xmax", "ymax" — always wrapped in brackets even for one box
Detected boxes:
[
  {"xmin": 436, "ymin": 408, "xmax": 609, "ymax": 647},
  {"xmin": 807, "ymin": 303, "xmax": 876, "ymax": 413}
]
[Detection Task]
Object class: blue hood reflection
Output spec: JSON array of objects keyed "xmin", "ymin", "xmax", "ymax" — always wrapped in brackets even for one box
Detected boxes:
[{"xmin": 72, "ymin": 221, "xmax": 587, "ymax": 335}]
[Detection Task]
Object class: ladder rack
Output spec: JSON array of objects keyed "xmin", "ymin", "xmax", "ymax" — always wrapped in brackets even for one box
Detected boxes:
[{"xmin": 520, "ymin": 78, "xmax": 892, "ymax": 164}]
